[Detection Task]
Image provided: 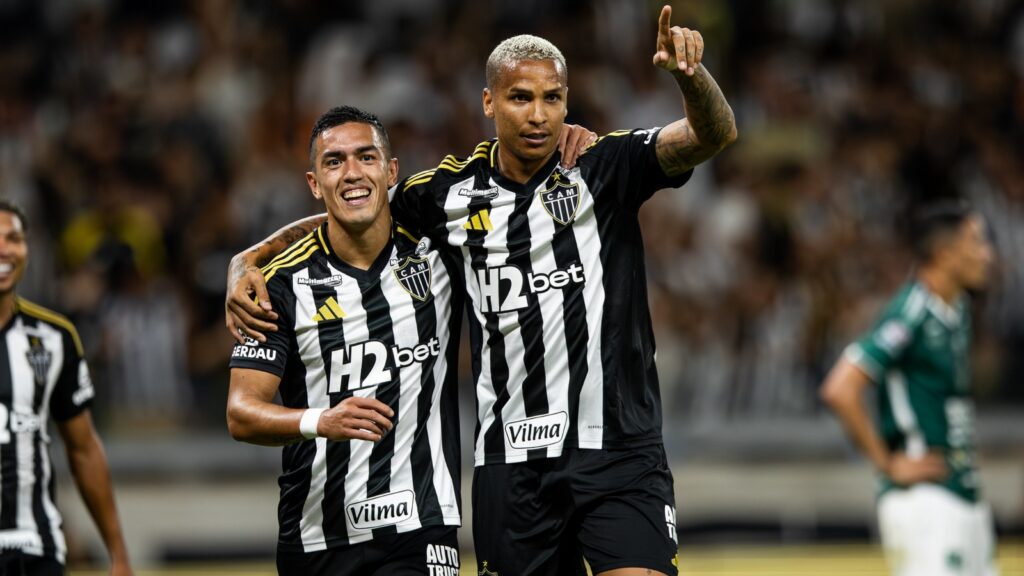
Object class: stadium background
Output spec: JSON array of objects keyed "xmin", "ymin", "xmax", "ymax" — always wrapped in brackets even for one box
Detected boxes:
[{"xmin": 1, "ymin": 0, "xmax": 1022, "ymax": 573}]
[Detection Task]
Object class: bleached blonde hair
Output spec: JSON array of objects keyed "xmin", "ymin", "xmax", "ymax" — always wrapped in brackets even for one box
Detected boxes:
[{"xmin": 486, "ymin": 34, "xmax": 567, "ymax": 88}]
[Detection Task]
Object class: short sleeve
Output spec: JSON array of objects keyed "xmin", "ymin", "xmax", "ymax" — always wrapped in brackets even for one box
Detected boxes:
[
  {"xmin": 228, "ymin": 275, "xmax": 293, "ymax": 377},
  {"xmin": 391, "ymin": 171, "xmax": 446, "ymax": 239},
  {"xmin": 50, "ymin": 329, "xmax": 95, "ymax": 422},
  {"xmin": 845, "ymin": 315, "xmax": 915, "ymax": 383},
  {"xmin": 582, "ymin": 127, "xmax": 693, "ymax": 209}
]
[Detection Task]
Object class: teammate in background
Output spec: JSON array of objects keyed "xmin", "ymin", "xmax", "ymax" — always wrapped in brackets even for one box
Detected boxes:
[
  {"xmin": 821, "ymin": 201, "xmax": 999, "ymax": 576},
  {"xmin": 227, "ymin": 5, "xmax": 736, "ymax": 574},
  {"xmin": 0, "ymin": 200, "xmax": 132, "ymax": 576},
  {"xmin": 227, "ymin": 107, "xmax": 471, "ymax": 575}
]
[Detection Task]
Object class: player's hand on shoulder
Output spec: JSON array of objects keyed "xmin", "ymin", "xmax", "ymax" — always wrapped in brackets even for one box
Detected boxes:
[
  {"xmin": 885, "ymin": 452, "xmax": 948, "ymax": 486},
  {"xmin": 225, "ymin": 254, "xmax": 279, "ymax": 344},
  {"xmin": 558, "ymin": 124, "xmax": 598, "ymax": 169},
  {"xmin": 652, "ymin": 4, "xmax": 703, "ymax": 76},
  {"xmin": 319, "ymin": 397, "xmax": 395, "ymax": 442}
]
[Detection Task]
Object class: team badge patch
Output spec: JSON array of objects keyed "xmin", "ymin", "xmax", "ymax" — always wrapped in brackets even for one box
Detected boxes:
[
  {"xmin": 393, "ymin": 256, "xmax": 432, "ymax": 301},
  {"xmin": 539, "ymin": 170, "xmax": 580, "ymax": 225},
  {"xmin": 25, "ymin": 335, "xmax": 51, "ymax": 386}
]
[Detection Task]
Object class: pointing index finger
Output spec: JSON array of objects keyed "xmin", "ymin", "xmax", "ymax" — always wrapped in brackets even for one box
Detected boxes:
[{"xmin": 659, "ymin": 5, "xmax": 672, "ymax": 39}]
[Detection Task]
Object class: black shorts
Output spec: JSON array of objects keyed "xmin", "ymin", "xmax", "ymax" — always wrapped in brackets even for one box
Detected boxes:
[
  {"xmin": 472, "ymin": 444, "xmax": 678, "ymax": 575},
  {"xmin": 276, "ymin": 526, "xmax": 459, "ymax": 576},
  {"xmin": 0, "ymin": 552, "xmax": 64, "ymax": 576}
]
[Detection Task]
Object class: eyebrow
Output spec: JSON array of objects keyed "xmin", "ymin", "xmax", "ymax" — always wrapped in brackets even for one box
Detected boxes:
[{"xmin": 321, "ymin": 145, "xmax": 379, "ymax": 161}]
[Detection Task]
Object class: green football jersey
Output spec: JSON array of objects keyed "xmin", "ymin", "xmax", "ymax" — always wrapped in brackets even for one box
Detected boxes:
[{"xmin": 845, "ymin": 281, "xmax": 979, "ymax": 502}]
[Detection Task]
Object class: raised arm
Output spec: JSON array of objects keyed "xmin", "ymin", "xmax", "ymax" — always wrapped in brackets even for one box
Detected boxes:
[
  {"xmin": 225, "ymin": 214, "xmax": 327, "ymax": 343},
  {"xmin": 651, "ymin": 4, "xmax": 737, "ymax": 176},
  {"xmin": 58, "ymin": 411, "xmax": 133, "ymax": 576}
]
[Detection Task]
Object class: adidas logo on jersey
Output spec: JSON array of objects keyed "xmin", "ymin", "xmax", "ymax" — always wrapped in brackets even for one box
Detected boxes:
[
  {"xmin": 463, "ymin": 209, "xmax": 494, "ymax": 231},
  {"xmin": 475, "ymin": 263, "xmax": 586, "ymax": 313},
  {"xmin": 346, "ymin": 490, "xmax": 415, "ymax": 530},
  {"xmin": 504, "ymin": 412, "xmax": 568, "ymax": 449},
  {"xmin": 313, "ymin": 297, "xmax": 346, "ymax": 322}
]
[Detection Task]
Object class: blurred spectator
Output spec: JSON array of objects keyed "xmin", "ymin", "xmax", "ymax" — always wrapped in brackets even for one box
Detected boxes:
[{"xmin": 0, "ymin": 0, "xmax": 1020, "ymax": 434}]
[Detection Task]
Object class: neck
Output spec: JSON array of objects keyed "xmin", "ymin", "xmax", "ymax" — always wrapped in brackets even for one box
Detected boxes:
[
  {"xmin": 326, "ymin": 216, "xmax": 392, "ymax": 270},
  {"xmin": 917, "ymin": 265, "xmax": 961, "ymax": 305},
  {"xmin": 0, "ymin": 292, "xmax": 16, "ymax": 327},
  {"xmin": 496, "ymin": 143, "xmax": 555, "ymax": 184}
]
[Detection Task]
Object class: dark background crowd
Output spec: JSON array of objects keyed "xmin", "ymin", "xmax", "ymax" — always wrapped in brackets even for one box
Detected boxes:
[{"xmin": 1, "ymin": 0, "xmax": 1022, "ymax": 436}]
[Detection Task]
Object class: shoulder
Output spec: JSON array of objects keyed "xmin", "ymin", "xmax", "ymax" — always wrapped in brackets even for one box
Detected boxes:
[
  {"xmin": 17, "ymin": 297, "xmax": 84, "ymax": 356},
  {"xmin": 880, "ymin": 283, "xmax": 930, "ymax": 330},
  {"xmin": 398, "ymin": 140, "xmax": 496, "ymax": 196},
  {"xmin": 260, "ymin": 227, "xmax": 324, "ymax": 284},
  {"xmin": 582, "ymin": 128, "xmax": 656, "ymax": 157}
]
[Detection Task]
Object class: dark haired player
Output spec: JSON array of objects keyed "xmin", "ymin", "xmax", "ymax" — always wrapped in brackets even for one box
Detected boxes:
[
  {"xmin": 227, "ymin": 107, "xmax": 468, "ymax": 575},
  {"xmin": 0, "ymin": 200, "xmax": 132, "ymax": 576},
  {"xmin": 227, "ymin": 5, "xmax": 736, "ymax": 575},
  {"xmin": 821, "ymin": 201, "xmax": 999, "ymax": 576}
]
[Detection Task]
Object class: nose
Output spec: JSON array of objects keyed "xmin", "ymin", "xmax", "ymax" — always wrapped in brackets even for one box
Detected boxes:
[
  {"xmin": 342, "ymin": 158, "xmax": 364, "ymax": 182},
  {"xmin": 528, "ymin": 99, "xmax": 546, "ymax": 126}
]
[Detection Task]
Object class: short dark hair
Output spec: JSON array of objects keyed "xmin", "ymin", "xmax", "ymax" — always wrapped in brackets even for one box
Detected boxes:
[
  {"xmin": 0, "ymin": 198, "xmax": 27, "ymax": 234},
  {"xmin": 308, "ymin": 106, "xmax": 391, "ymax": 170},
  {"xmin": 910, "ymin": 199, "xmax": 974, "ymax": 263}
]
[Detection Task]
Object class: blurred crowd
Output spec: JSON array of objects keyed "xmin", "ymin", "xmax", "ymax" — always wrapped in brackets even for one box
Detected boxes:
[{"xmin": 0, "ymin": 0, "xmax": 1021, "ymax": 433}]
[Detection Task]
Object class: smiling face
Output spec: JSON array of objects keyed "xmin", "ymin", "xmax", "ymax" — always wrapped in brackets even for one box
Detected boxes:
[
  {"xmin": 483, "ymin": 58, "xmax": 568, "ymax": 168},
  {"xmin": 306, "ymin": 121, "xmax": 398, "ymax": 234},
  {"xmin": 0, "ymin": 210, "xmax": 27, "ymax": 296}
]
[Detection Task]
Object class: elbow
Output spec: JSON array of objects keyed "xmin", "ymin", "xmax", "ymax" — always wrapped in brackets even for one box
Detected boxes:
[{"xmin": 226, "ymin": 405, "xmax": 251, "ymax": 442}]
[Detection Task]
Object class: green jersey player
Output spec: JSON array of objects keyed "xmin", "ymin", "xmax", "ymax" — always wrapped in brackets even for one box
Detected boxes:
[{"xmin": 821, "ymin": 201, "xmax": 998, "ymax": 576}]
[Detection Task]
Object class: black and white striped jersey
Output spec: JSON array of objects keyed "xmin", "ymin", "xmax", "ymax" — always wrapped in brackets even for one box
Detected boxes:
[
  {"xmin": 393, "ymin": 128, "xmax": 691, "ymax": 466},
  {"xmin": 229, "ymin": 224, "xmax": 463, "ymax": 552},
  {"xmin": 0, "ymin": 298, "xmax": 95, "ymax": 563}
]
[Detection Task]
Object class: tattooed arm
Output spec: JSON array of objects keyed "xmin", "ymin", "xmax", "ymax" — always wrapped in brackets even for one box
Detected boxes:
[
  {"xmin": 651, "ymin": 5, "xmax": 737, "ymax": 176},
  {"xmin": 225, "ymin": 214, "xmax": 327, "ymax": 343}
]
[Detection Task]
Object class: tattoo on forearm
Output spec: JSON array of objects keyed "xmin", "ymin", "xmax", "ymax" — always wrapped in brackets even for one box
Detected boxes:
[
  {"xmin": 678, "ymin": 65, "xmax": 735, "ymax": 147},
  {"xmin": 278, "ymin": 225, "xmax": 312, "ymax": 246},
  {"xmin": 656, "ymin": 65, "xmax": 736, "ymax": 173}
]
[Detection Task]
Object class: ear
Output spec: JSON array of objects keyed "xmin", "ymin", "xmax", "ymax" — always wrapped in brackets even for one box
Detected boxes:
[
  {"xmin": 482, "ymin": 88, "xmax": 495, "ymax": 119},
  {"xmin": 387, "ymin": 157, "xmax": 400, "ymax": 188},
  {"xmin": 306, "ymin": 171, "xmax": 322, "ymax": 200}
]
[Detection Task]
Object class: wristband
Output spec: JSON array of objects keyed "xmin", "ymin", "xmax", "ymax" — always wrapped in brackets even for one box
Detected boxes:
[{"xmin": 299, "ymin": 408, "xmax": 326, "ymax": 439}]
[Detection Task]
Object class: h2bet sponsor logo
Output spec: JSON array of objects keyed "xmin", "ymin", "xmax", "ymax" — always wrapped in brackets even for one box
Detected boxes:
[
  {"xmin": 425, "ymin": 543, "xmax": 459, "ymax": 575},
  {"xmin": 504, "ymin": 412, "xmax": 568, "ymax": 450},
  {"xmin": 475, "ymin": 263, "xmax": 585, "ymax": 313},
  {"xmin": 328, "ymin": 337, "xmax": 440, "ymax": 393},
  {"xmin": 346, "ymin": 490, "xmax": 415, "ymax": 530}
]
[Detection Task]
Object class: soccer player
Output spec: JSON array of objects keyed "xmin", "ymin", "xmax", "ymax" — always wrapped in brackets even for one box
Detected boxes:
[
  {"xmin": 227, "ymin": 6, "xmax": 736, "ymax": 575},
  {"xmin": 0, "ymin": 200, "xmax": 132, "ymax": 576},
  {"xmin": 821, "ymin": 201, "xmax": 999, "ymax": 576},
  {"xmin": 227, "ymin": 107, "xmax": 470, "ymax": 575}
]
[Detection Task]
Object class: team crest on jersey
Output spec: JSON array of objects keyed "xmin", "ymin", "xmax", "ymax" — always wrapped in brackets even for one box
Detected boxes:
[
  {"xmin": 392, "ymin": 256, "xmax": 432, "ymax": 301},
  {"xmin": 539, "ymin": 170, "xmax": 580, "ymax": 225},
  {"xmin": 25, "ymin": 335, "xmax": 51, "ymax": 386}
]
